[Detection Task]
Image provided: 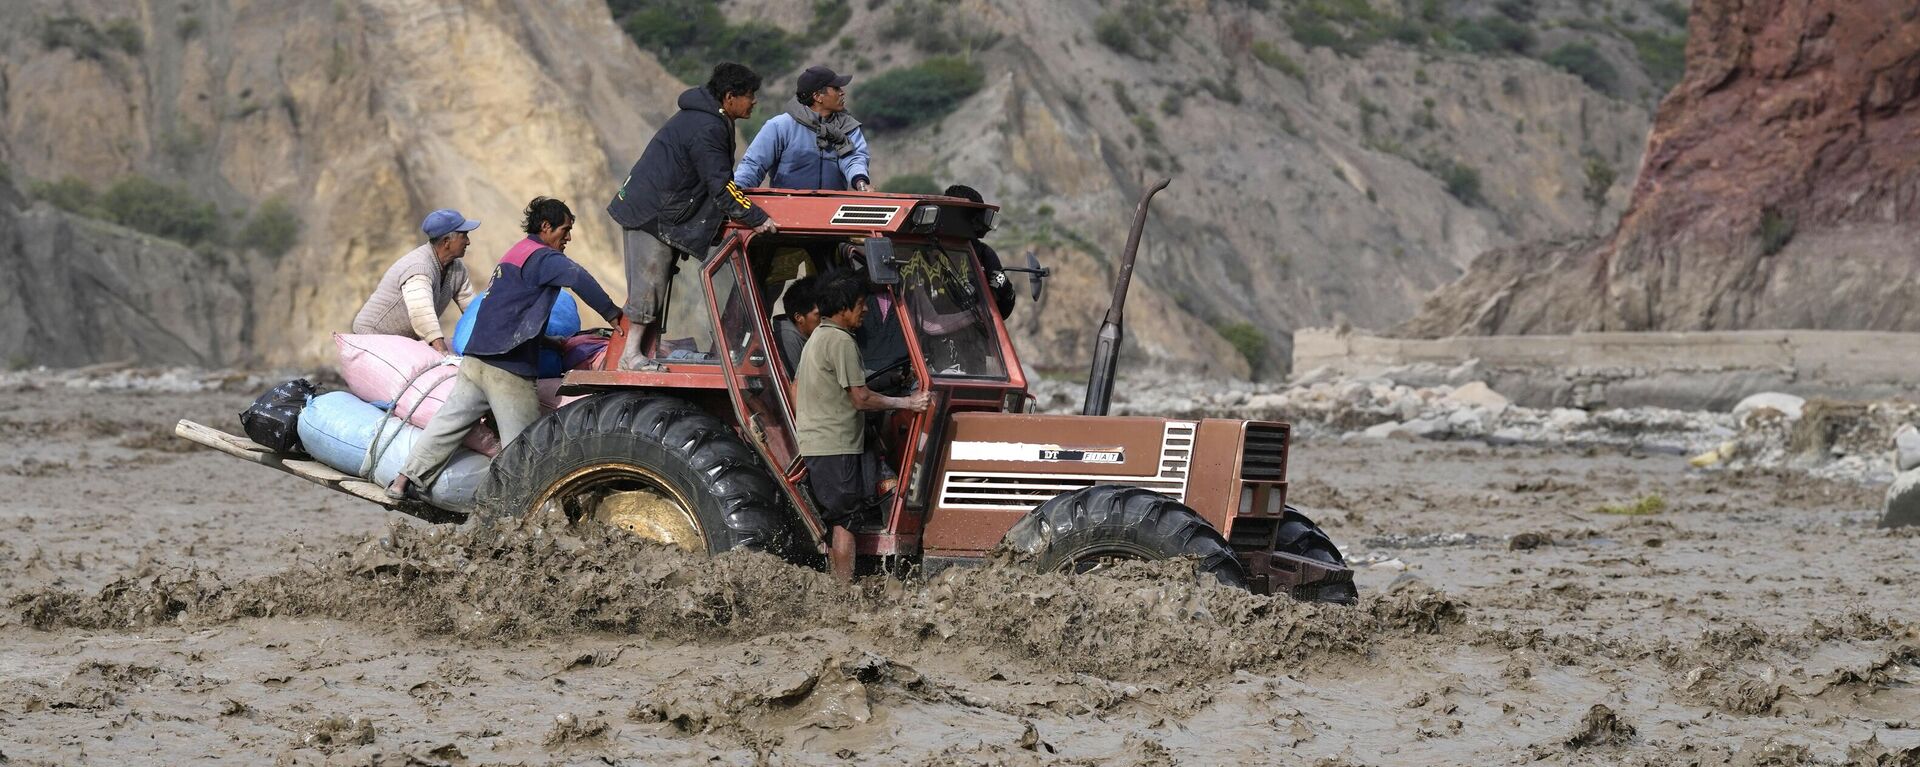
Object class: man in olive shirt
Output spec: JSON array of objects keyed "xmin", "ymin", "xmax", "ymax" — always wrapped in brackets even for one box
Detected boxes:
[{"xmin": 795, "ymin": 273, "xmax": 929, "ymax": 529}]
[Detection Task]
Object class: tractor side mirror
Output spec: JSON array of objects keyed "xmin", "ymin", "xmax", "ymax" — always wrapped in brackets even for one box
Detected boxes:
[
  {"xmin": 1025, "ymin": 251, "xmax": 1048, "ymax": 301},
  {"xmin": 864, "ymin": 237, "xmax": 900, "ymax": 285}
]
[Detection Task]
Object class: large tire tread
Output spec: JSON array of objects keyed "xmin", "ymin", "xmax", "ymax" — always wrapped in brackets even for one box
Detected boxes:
[
  {"xmin": 1004, "ymin": 485, "xmax": 1247, "ymax": 588},
  {"xmin": 476, "ymin": 392, "xmax": 793, "ymax": 554}
]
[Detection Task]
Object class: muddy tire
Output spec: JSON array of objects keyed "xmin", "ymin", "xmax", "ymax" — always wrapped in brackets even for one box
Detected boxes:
[
  {"xmin": 1003, "ymin": 485, "xmax": 1247, "ymax": 588},
  {"xmin": 475, "ymin": 392, "xmax": 794, "ymax": 555},
  {"xmin": 1277, "ymin": 505, "xmax": 1346, "ymax": 566}
]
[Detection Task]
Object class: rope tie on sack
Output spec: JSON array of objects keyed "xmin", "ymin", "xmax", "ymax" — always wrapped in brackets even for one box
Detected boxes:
[{"xmin": 359, "ymin": 356, "xmax": 461, "ymax": 477}]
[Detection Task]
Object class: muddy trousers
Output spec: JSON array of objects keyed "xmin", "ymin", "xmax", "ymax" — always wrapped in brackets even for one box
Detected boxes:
[
  {"xmin": 397, "ymin": 357, "xmax": 540, "ymax": 485},
  {"xmin": 622, "ymin": 229, "xmax": 678, "ymax": 326}
]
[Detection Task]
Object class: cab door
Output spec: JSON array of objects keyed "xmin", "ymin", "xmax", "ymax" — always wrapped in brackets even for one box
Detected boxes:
[{"xmin": 706, "ymin": 250, "xmax": 824, "ymax": 541}]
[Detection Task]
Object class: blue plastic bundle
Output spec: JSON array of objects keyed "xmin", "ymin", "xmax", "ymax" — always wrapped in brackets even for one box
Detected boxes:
[
  {"xmin": 295, "ymin": 391, "xmax": 490, "ymax": 512},
  {"xmin": 451, "ymin": 291, "xmax": 580, "ymax": 377},
  {"xmin": 298, "ymin": 392, "xmax": 385, "ymax": 476}
]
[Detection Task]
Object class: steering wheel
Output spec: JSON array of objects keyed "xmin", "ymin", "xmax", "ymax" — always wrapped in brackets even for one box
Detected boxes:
[{"xmin": 865, "ymin": 357, "xmax": 914, "ymax": 395}]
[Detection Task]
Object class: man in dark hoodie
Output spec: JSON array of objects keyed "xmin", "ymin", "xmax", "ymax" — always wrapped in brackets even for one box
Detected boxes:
[
  {"xmin": 942, "ymin": 184, "xmax": 1017, "ymax": 318},
  {"xmin": 386, "ymin": 197, "xmax": 623, "ymax": 501},
  {"xmin": 608, "ymin": 62, "xmax": 779, "ymax": 371}
]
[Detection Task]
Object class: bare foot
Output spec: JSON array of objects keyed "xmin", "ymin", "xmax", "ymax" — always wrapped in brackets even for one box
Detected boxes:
[{"xmin": 618, "ymin": 330, "xmax": 664, "ymax": 372}]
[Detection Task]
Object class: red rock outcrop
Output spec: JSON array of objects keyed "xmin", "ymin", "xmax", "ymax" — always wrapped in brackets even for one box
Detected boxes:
[{"xmin": 1401, "ymin": 0, "xmax": 1920, "ymax": 337}]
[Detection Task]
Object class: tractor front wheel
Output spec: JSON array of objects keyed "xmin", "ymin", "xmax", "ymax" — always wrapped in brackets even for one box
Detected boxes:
[
  {"xmin": 1002, "ymin": 485, "xmax": 1247, "ymax": 588},
  {"xmin": 474, "ymin": 392, "xmax": 794, "ymax": 555}
]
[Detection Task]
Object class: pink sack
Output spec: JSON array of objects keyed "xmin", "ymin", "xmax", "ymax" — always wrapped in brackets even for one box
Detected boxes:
[{"xmin": 334, "ymin": 334, "xmax": 501, "ymax": 455}]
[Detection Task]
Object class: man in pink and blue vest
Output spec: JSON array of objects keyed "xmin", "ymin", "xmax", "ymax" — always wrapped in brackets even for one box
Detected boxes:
[{"xmin": 386, "ymin": 197, "xmax": 623, "ymax": 502}]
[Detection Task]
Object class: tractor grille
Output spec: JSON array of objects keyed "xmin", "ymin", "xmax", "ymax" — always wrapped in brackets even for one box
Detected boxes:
[
  {"xmin": 1226, "ymin": 516, "xmax": 1278, "ymax": 552},
  {"xmin": 830, "ymin": 204, "xmax": 901, "ymax": 227},
  {"xmin": 1241, "ymin": 423, "xmax": 1289, "ymax": 481},
  {"xmin": 937, "ymin": 421, "xmax": 1197, "ymax": 511}
]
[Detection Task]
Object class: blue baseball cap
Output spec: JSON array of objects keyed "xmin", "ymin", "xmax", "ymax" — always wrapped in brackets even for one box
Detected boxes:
[{"xmin": 422, "ymin": 209, "xmax": 480, "ymax": 240}]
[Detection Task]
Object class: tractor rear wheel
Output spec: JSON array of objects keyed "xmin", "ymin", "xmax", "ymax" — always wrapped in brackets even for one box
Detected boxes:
[
  {"xmin": 1003, "ymin": 485, "xmax": 1247, "ymax": 588},
  {"xmin": 474, "ymin": 392, "xmax": 794, "ymax": 555}
]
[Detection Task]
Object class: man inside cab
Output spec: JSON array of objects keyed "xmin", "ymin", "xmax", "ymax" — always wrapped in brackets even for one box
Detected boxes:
[
  {"xmin": 772, "ymin": 275, "xmax": 820, "ymax": 372},
  {"xmin": 794, "ymin": 272, "xmax": 928, "ymax": 530}
]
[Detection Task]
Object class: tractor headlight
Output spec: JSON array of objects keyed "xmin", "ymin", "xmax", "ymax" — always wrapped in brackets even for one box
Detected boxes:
[{"xmin": 909, "ymin": 204, "xmax": 940, "ymax": 230}]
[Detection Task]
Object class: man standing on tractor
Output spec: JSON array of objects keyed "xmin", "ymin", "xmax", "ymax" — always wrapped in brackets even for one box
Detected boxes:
[
  {"xmin": 732, "ymin": 65, "xmax": 871, "ymax": 192},
  {"xmin": 942, "ymin": 185, "xmax": 1017, "ymax": 318},
  {"xmin": 795, "ymin": 273, "xmax": 929, "ymax": 529},
  {"xmin": 608, "ymin": 62, "xmax": 779, "ymax": 371},
  {"xmin": 386, "ymin": 197, "xmax": 624, "ymax": 502},
  {"xmin": 351, "ymin": 209, "xmax": 479, "ymax": 352}
]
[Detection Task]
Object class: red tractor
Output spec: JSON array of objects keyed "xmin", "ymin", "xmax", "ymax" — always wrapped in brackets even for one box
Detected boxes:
[{"xmin": 180, "ymin": 181, "xmax": 1356, "ymax": 602}]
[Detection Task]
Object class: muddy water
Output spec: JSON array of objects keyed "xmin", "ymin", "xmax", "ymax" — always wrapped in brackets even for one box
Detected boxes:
[{"xmin": 2, "ymin": 388, "xmax": 1917, "ymax": 765}]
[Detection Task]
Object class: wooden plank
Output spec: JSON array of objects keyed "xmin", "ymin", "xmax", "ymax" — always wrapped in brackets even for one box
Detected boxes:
[
  {"xmin": 173, "ymin": 420, "xmax": 466, "ymax": 523},
  {"xmin": 176, "ymin": 420, "xmax": 392, "ymax": 506},
  {"xmin": 175, "ymin": 419, "xmax": 275, "ymax": 465}
]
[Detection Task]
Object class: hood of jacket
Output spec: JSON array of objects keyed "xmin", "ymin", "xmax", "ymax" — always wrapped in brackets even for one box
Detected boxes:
[{"xmin": 676, "ymin": 87, "xmax": 725, "ymax": 121}]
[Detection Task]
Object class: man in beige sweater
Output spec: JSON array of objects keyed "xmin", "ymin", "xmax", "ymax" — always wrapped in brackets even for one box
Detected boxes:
[{"xmin": 352, "ymin": 209, "xmax": 480, "ymax": 352}]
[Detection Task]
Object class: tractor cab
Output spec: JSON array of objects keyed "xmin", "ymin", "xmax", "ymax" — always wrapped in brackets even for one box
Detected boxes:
[{"xmin": 564, "ymin": 189, "xmax": 1029, "ymax": 556}]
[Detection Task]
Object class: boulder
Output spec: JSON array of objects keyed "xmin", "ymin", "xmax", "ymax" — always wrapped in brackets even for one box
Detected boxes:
[
  {"xmin": 1401, "ymin": 417, "xmax": 1450, "ymax": 440},
  {"xmin": 1361, "ymin": 421, "xmax": 1403, "ymax": 440},
  {"xmin": 1447, "ymin": 406, "xmax": 1490, "ymax": 434},
  {"xmin": 1733, "ymin": 392, "xmax": 1807, "ymax": 423},
  {"xmin": 1881, "ymin": 467, "xmax": 1920, "ymax": 529},
  {"xmin": 1896, "ymin": 424, "xmax": 1920, "ymax": 473},
  {"xmin": 1445, "ymin": 381, "xmax": 1511, "ymax": 414},
  {"xmin": 1547, "ymin": 408, "xmax": 1592, "ymax": 431}
]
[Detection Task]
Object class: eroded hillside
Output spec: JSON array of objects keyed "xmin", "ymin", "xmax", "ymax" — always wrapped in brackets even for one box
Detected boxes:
[
  {"xmin": 0, "ymin": 0, "xmax": 1685, "ymax": 375},
  {"xmin": 1401, "ymin": 0, "xmax": 1920, "ymax": 338}
]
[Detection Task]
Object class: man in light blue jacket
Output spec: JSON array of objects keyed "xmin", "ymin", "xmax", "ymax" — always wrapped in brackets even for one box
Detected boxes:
[{"xmin": 734, "ymin": 65, "xmax": 872, "ymax": 192}]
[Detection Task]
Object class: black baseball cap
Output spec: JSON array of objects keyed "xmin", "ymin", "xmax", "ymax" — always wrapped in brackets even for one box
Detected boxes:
[{"xmin": 797, "ymin": 65, "xmax": 852, "ymax": 95}]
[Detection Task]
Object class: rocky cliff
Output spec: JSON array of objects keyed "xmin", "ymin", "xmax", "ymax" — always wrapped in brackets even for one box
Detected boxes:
[
  {"xmin": 0, "ymin": 0, "xmax": 1681, "ymax": 375},
  {"xmin": 1401, "ymin": 0, "xmax": 1920, "ymax": 338},
  {"xmin": 0, "ymin": 176, "xmax": 251, "ymax": 368}
]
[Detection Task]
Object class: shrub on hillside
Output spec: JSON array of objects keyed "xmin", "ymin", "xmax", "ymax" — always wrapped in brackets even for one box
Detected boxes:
[
  {"xmin": 103, "ymin": 18, "xmax": 143, "ymax": 55},
  {"xmin": 858, "ymin": 57, "xmax": 984, "ymax": 131},
  {"xmin": 883, "ymin": 0, "xmax": 1001, "ymax": 54},
  {"xmin": 1433, "ymin": 159, "xmax": 1484, "ymax": 207},
  {"xmin": 1252, "ymin": 41, "xmax": 1305, "ymax": 79},
  {"xmin": 1215, "ymin": 321, "xmax": 1270, "ymax": 377},
  {"xmin": 879, "ymin": 173, "xmax": 941, "ymax": 195},
  {"xmin": 1757, "ymin": 208, "xmax": 1795, "ymax": 256},
  {"xmin": 39, "ymin": 16, "xmax": 108, "ymax": 59},
  {"xmin": 242, "ymin": 197, "xmax": 301, "ymax": 257},
  {"xmin": 1626, "ymin": 30, "xmax": 1687, "ymax": 91},
  {"xmin": 1454, "ymin": 15, "xmax": 1534, "ymax": 54},
  {"xmin": 1546, "ymin": 42, "xmax": 1620, "ymax": 94},
  {"xmin": 33, "ymin": 177, "xmax": 102, "ymax": 216},
  {"xmin": 1093, "ymin": 1, "xmax": 1180, "ymax": 59},
  {"xmin": 99, "ymin": 176, "xmax": 223, "ymax": 245},
  {"xmin": 613, "ymin": 0, "xmax": 798, "ymax": 83},
  {"xmin": 808, "ymin": 0, "xmax": 851, "ymax": 39}
]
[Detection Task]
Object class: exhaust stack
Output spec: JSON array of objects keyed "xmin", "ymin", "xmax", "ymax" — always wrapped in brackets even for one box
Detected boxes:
[{"xmin": 1083, "ymin": 178, "xmax": 1171, "ymax": 417}]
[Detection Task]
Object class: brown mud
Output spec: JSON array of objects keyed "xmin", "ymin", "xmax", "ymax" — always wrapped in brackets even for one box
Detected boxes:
[{"xmin": 2, "ymin": 387, "xmax": 1918, "ymax": 765}]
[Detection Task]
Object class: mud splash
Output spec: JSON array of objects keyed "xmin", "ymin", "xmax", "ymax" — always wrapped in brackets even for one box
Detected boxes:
[{"xmin": 13, "ymin": 512, "xmax": 1460, "ymax": 684}]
